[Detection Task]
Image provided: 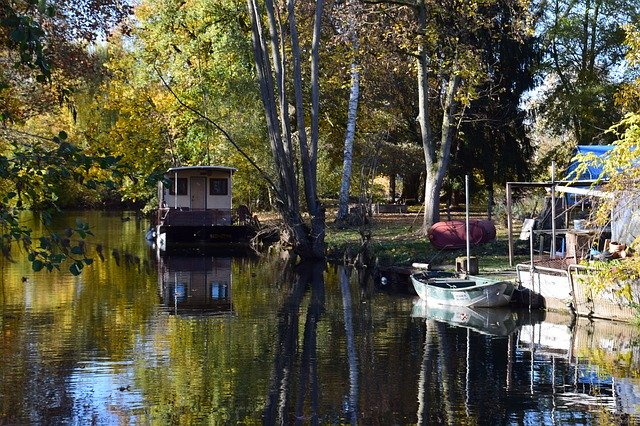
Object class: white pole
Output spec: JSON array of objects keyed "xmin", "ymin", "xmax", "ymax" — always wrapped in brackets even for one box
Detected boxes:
[
  {"xmin": 174, "ymin": 171, "xmax": 178, "ymax": 210},
  {"xmin": 551, "ymin": 162, "xmax": 556, "ymax": 259},
  {"xmin": 465, "ymin": 175, "xmax": 470, "ymax": 275}
]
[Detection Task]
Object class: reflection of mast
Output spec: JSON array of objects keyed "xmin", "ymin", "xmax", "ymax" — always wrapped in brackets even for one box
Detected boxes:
[
  {"xmin": 435, "ymin": 321, "xmax": 454, "ymax": 424},
  {"xmin": 417, "ymin": 320, "xmax": 436, "ymax": 424},
  {"xmin": 465, "ymin": 328, "xmax": 470, "ymax": 417},
  {"xmin": 417, "ymin": 323, "xmax": 427, "ymax": 423},
  {"xmin": 340, "ymin": 267, "xmax": 358, "ymax": 424},
  {"xmin": 507, "ymin": 333, "xmax": 514, "ymax": 391}
]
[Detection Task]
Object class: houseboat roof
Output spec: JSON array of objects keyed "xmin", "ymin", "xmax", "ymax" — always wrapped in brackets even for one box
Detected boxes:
[{"xmin": 165, "ymin": 166, "xmax": 237, "ymax": 174}]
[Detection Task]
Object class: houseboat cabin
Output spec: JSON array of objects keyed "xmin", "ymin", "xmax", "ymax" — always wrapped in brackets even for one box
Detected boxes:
[{"xmin": 156, "ymin": 166, "xmax": 256, "ymax": 251}]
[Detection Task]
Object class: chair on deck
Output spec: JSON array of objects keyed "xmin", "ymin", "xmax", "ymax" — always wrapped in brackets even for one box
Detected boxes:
[{"xmin": 236, "ymin": 205, "xmax": 251, "ymax": 225}]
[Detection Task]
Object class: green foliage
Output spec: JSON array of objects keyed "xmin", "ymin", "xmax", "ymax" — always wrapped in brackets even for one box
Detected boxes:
[
  {"xmin": 0, "ymin": 128, "xmax": 122, "ymax": 273},
  {"xmin": 536, "ymin": 0, "xmax": 639, "ymax": 145},
  {"xmin": 584, "ymin": 257, "xmax": 640, "ymax": 298},
  {"xmin": 70, "ymin": 0, "xmax": 269, "ymax": 208},
  {"xmin": 569, "ymin": 23, "xmax": 640, "ymax": 306},
  {"xmin": 0, "ymin": 2, "xmax": 50, "ymax": 80},
  {"xmin": 456, "ymin": 0, "xmax": 538, "ymax": 190}
]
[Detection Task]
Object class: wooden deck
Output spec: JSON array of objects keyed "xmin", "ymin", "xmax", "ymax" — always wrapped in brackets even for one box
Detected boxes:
[{"xmin": 159, "ymin": 208, "xmax": 232, "ymax": 226}]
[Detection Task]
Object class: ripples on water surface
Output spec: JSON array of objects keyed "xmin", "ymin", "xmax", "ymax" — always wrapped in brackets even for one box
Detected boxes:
[{"xmin": 1, "ymin": 212, "xmax": 639, "ymax": 424}]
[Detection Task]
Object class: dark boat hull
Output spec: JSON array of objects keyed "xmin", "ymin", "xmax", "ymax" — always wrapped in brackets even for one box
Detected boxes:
[{"xmin": 157, "ymin": 225, "xmax": 255, "ymax": 252}]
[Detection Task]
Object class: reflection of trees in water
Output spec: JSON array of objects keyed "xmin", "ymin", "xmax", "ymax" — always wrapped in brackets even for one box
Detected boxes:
[
  {"xmin": 341, "ymin": 267, "xmax": 358, "ymax": 425},
  {"xmin": 264, "ymin": 261, "xmax": 325, "ymax": 424}
]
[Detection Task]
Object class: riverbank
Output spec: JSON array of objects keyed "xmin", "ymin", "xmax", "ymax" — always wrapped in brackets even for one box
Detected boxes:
[{"xmin": 323, "ymin": 211, "xmax": 531, "ymax": 274}]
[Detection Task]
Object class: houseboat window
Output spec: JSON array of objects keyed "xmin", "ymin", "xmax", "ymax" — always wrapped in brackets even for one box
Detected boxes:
[
  {"xmin": 168, "ymin": 178, "xmax": 188, "ymax": 195},
  {"xmin": 209, "ymin": 178, "xmax": 228, "ymax": 195}
]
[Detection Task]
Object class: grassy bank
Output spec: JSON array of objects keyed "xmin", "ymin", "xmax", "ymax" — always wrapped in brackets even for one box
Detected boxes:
[{"xmin": 324, "ymin": 211, "xmax": 531, "ymax": 273}]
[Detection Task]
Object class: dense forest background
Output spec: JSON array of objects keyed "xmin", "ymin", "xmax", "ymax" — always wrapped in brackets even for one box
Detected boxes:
[{"xmin": 2, "ymin": 0, "xmax": 640, "ymax": 259}]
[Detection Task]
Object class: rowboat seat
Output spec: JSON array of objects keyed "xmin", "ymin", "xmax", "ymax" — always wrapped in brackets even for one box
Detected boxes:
[{"xmin": 427, "ymin": 279, "xmax": 477, "ymax": 289}]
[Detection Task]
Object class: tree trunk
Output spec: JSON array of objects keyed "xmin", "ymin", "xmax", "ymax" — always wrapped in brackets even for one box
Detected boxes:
[
  {"xmin": 389, "ymin": 173, "xmax": 396, "ymax": 203},
  {"xmin": 416, "ymin": 0, "xmax": 461, "ymax": 230},
  {"xmin": 487, "ymin": 184, "xmax": 494, "ymax": 220},
  {"xmin": 401, "ymin": 172, "xmax": 420, "ymax": 202},
  {"xmin": 415, "ymin": 1, "xmax": 434, "ymax": 229},
  {"xmin": 337, "ymin": 51, "xmax": 360, "ymax": 221},
  {"xmin": 247, "ymin": 0, "xmax": 325, "ymax": 259}
]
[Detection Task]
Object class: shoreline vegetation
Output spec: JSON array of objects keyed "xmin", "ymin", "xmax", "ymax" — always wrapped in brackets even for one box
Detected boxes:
[
  {"xmin": 22, "ymin": 205, "xmax": 528, "ymax": 275},
  {"xmin": 257, "ymin": 205, "xmax": 529, "ymax": 274}
]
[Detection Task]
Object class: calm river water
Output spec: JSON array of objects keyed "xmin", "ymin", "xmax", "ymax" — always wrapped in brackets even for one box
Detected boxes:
[{"xmin": 1, "ymin": 211, "xmax": 639, "ymax": 424}]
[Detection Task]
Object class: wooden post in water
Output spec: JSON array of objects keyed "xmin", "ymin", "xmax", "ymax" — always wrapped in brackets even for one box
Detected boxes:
[
  {"xmin": 507, "ymin": 182, "xmax": 514, "ymax": 266},
  {"xmin": 551, "ymin": 162, "xmax": 556, "ymax": 258}
]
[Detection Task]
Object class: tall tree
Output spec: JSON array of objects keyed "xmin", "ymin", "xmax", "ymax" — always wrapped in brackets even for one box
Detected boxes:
[
  {"xmin": 333, "ymin": 0, "xmax": 362, "ymax": 222},
  {"xmin": 536, "ymin": 0, "xmax": 640, "ymax": 145},
  {"xmin": 247, "ymin": 0, "xmax": 326, "ymax": 258},
  {"xmin": 457, "ymin": 0, "xmax": 538, "ymax": 217},
  {"xmin": 0, "ymin": 1, "xmax": 130, "ymax": 272},
  {"xmin": 368, "ymin": 0, "xmax": 531, "ymax": 228}
]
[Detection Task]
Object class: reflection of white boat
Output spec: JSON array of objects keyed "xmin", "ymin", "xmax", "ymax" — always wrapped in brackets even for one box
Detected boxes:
[
  {"xmin": 411, "ymin": 299, "xmax": 519, "ymax": 336},
  {"xmin": 158, "ymin": 256, "xmax": 234, "ymax": 316},
  {"xmin": 411, "ymin": 272, "xmax": 515, "ymax": 308}
]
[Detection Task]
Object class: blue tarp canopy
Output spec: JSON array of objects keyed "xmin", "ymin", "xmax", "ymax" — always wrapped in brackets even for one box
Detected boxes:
[{"xmin": 564, "ymin": 145, "xmax": 614, "ymax": 180}]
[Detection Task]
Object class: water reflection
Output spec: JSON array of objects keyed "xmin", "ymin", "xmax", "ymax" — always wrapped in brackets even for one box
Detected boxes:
[
  {"xmin": 414, "ymin": 316, "xmax": 513, "ymax": 424},
  {"xmin": 3, "ymin": 211, "xmax": 640, "ymax": 424},
  {"xmin": 411, "ymin": 299, "xmax": 519, "ymax": 336},
  {"xmin": 518, "ymin": 312, "xmax": 640, "ymax": 418},
  {"xmin": 411, "ymin": 301, "xmax": 640, "ymax": 424},
  {"xmin": 264, "ymin": 260, "xmax": 325, "ymax": 425},
  {"xmin": 158, "ymin": 255, "xmax": 233, "ymax": 316}
]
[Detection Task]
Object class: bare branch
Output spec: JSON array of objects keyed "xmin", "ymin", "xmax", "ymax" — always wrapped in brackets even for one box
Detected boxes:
[{"xmin": 154, "ymin": 66, "xmax": 281, "ymax": 198}]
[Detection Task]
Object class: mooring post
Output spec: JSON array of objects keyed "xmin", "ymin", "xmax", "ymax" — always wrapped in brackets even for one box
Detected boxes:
[
  {"xmin": 507, "ymin": 182, "xmax": 514, "ymax": 266},
  {"xmin": 551, "ymin": 162, "xmax": 556, "ymax": 259}
]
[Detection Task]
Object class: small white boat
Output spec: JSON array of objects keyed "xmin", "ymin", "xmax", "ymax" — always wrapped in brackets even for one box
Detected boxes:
[
  {"xmin": 411, "ymin": 175, "xmax": 515, "ymax": 308},
  {"xmin": 410, "ymin": 271, "xmax": 515, "ymax": 308}
]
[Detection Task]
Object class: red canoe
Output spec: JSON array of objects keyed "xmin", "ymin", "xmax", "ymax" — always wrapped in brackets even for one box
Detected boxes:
[{"xmin": 428, "ymin": 220, "xmax": 496, "ymax": 250}]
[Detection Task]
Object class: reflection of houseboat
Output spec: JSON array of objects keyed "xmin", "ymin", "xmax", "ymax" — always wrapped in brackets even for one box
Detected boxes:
[
  {"xmin": 155, "ymin": 166, "xmax": 257, "ymax": 251},
  {"xmin": 158, "ymin": 256, "xmax": 233, "ymax": 315}
]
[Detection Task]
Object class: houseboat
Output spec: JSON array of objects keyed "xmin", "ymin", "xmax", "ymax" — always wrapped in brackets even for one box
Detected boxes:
[{"xmin": 155, "ymin": 166, "xmax": 257, "ymax": 251}]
